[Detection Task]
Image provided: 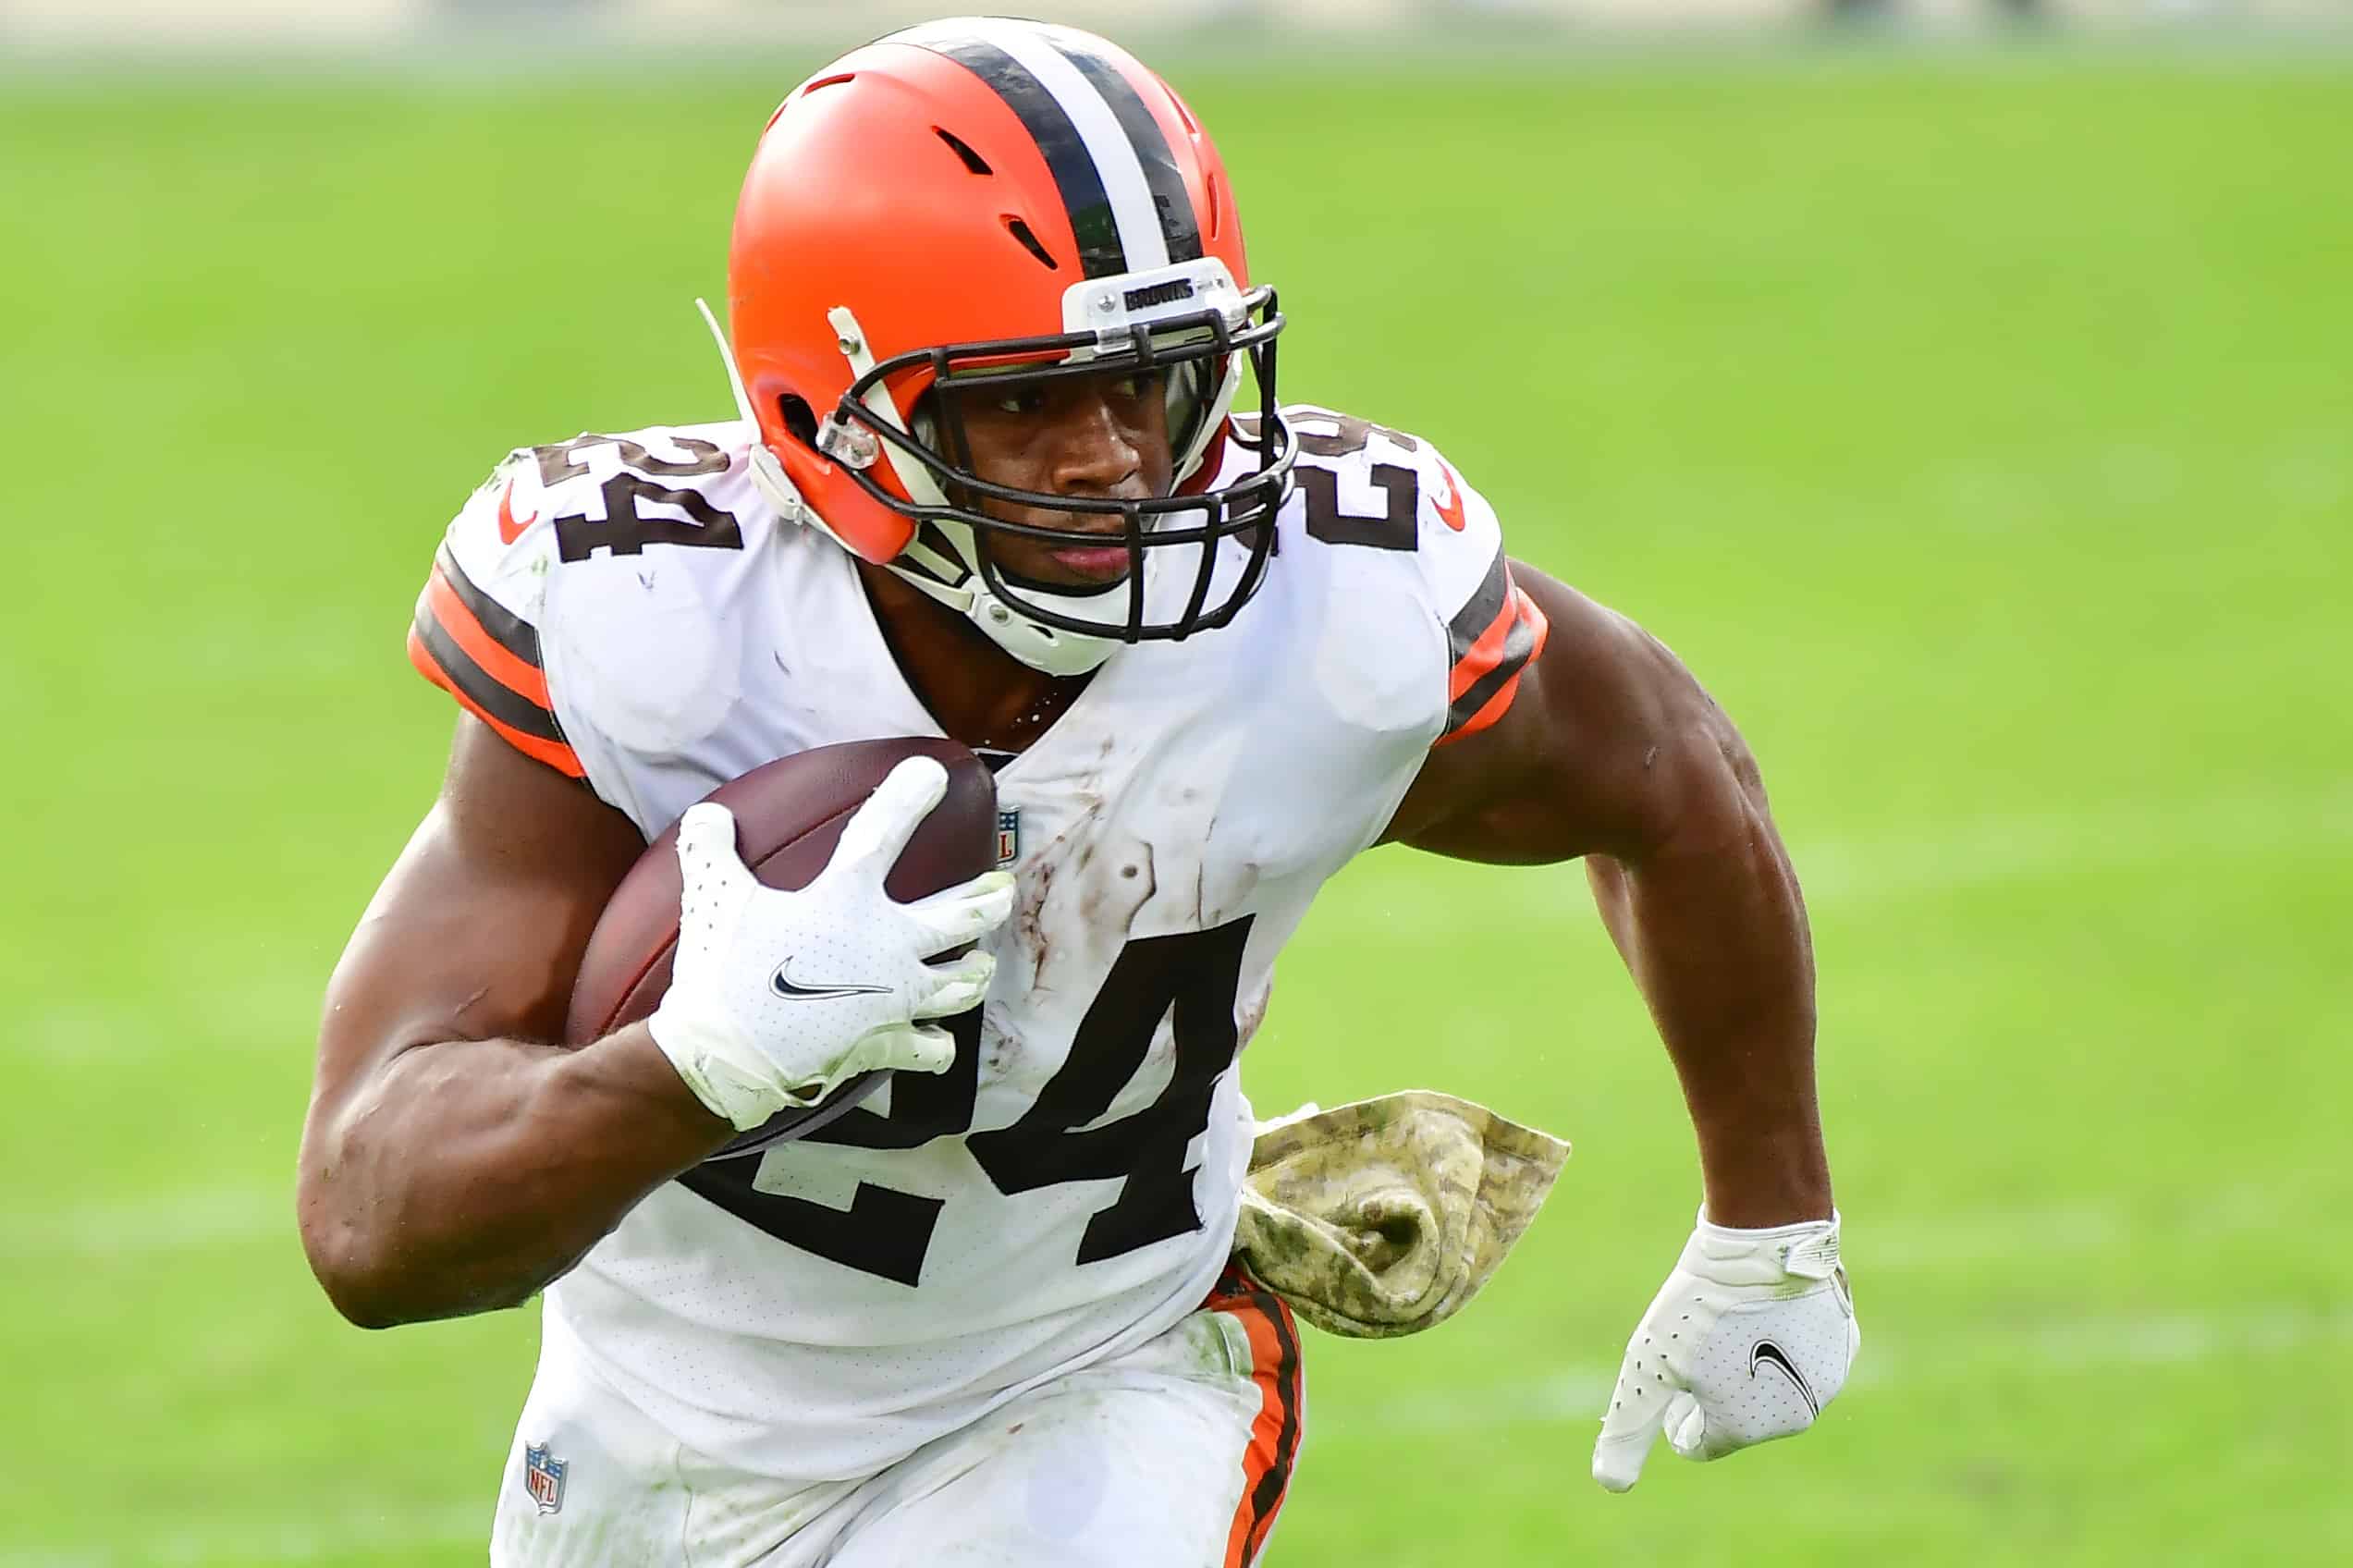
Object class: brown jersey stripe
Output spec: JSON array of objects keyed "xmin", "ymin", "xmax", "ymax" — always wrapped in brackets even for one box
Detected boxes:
[
  {"xmin": 1443, "ymin": 545, "xmax": 1513, "ymax": 666},
  {"xmin": 1439, "ymin": 584, "xmax": 1550, "ymax": 745},
  {"xmin": 1440, "ymin": 668, "xmax": 1529, "ymax": 747},
  {"xmin": 435, "ymin": 544, "xmax": 545, "ymax": 668},
  {"xmin": 410, "ymin": 606, "xmax": 565, "ymax": 744},
  {"xmin": 1448, "ymin": 596, "xmax": 1541, "ymax": 725},
  {"xmin": 422, "ymin": 565, "xmax": 553, "ymax": 711},
  {"xmin": 1448, "ymin": 591, "xmax": 1522, "ymax": 704},
  {"xmin": 407, "ymin": 627, "xmax": 584, "ymax": 778}
]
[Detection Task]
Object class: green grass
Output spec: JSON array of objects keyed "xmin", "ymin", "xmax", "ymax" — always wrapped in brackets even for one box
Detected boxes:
[{"xmin": 4, "ymin": 47, "xmax": 2348, "ymax": 1566}]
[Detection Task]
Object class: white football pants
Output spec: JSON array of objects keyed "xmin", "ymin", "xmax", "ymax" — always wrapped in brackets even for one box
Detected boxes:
[{"xmin": 489, "ymin": 1271, "xmax": 1303, "ymax": 1567}]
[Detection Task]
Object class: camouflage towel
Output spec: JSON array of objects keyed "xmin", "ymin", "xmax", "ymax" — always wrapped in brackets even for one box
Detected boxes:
[{"xmin": 1231, "ymin": 1091, "xmax": 1570, "ymax": 1339}]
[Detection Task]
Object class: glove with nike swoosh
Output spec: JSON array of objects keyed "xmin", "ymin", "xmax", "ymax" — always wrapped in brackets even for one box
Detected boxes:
[
  {"xmin": 646, "ymin": 756, "xmax": 1016, "ymax": 1131},
  {"xmin": 1591, "ymin": 1209, "xmax": 1858, "ymax": 1492}
]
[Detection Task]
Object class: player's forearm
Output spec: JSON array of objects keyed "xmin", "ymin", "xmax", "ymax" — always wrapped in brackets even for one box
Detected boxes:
[
  {"xmin": 1587, "ymin": 742, "xmax": 1831, "ymax": 1228},
  {"xmin": 297, "ymin": 1023, "xmax": 729, "ymax": 1327}
]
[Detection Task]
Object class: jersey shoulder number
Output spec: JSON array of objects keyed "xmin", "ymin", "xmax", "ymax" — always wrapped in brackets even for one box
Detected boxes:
[
  {"xmin": 1241, "ymin": 404, "xmax": 1550, "ymax": 746},
  {"xmin": 406, "ymin": 423, "xmax": 753, "ymax": 779}
]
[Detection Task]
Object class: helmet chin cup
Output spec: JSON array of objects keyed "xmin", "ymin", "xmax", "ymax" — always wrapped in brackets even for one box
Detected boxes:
[
  {"xmin": 961, "ymin": 582, "xmax": 1121, "ymax": 677},
  {"xmin": 873, "ymin": 553, "xmax": 1120, "ymax": 676}
]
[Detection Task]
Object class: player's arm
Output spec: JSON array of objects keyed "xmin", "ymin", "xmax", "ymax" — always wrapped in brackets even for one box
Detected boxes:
[
  {"xmin": 1383, "ymin": 562, "xmax": 1856, "ymax": 1490},
  {"xmin": 300, "ymin": 716, "xmax": 1012, "ymax": 1329},
  {"xmin": 296, "ymin": 716, "xmax": 734, "ymax": 1329},
  {"xmin": 308, "ymin": 442, "xmax": 1015, "ymax": 1329},
  {"xmin": 1383, "ymin": 563, "xmax": 1828, "ymax": 1227}
]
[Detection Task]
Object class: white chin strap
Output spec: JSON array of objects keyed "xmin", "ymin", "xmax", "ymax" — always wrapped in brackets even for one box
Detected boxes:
[{"xmin": 698, "ymin": 298, "xmax": 1121, "ymax": 678}]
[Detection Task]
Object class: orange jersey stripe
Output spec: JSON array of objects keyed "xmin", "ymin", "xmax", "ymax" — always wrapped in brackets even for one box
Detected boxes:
[
  {"xmin": 1448, "ymin": 573, "xmax": 1551, "ymax": 704},
  {"xmin": 1438, "ymin": 584, "xmax": 1550, "ymax": 745},
  {"xmin": 1207, "ymin": 1273, "xmax": 1304, "ymax": 1567},
  {"xmin": 1447, "ymin": 593, "xmax": 1521, "ymax": 703},
  {"xmin": 1516, "ymin": 582, "xmax": 1551, "ymax": 651},
  {"xmin": 407, "ymin": 625, "xmax": 585, "ymax": 778},
  {"xmin": 423, "ymin": 565, "xmax": 553, "ymax": 711},
  {"xmin": 1437, "ymin": 668, "xmax": 1527, "ymax": 747}
]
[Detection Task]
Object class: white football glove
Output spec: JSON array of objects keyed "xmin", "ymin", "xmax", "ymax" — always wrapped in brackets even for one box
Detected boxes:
[
  {"xmin": 646, "ymin": 756, "xmax": 1016, "ymax": 1131},
  {"xmin": 1591, "ymin": 1209, "xmax": 1858, "ymax": 1492}
]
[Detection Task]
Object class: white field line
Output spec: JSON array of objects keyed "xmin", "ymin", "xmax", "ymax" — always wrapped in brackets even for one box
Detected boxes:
[
  {"xmin": 1864, "ymin": 1203, "xmax": 2124, "ymax": 1267},
  {"xmin": 9, "ymin": 788, "xmax": 2347, "ymax": 1068},
  {"xmin": 1791, "ymin": 784, "xmax": 2353, "ymax": 909},
  {"xmin": 0, "ymin": 1184, "xmax": 289, "ymax": 1259},
  {"xmin": 1309, "ymin": 784, "xmax": 2353, "ymax": 937},
  {"xmin": 4, "ymin": 1304, "xmax": 2339, "ymax": 1566},
  {"xmin": 0, "ymin": 1501, "xmax": 486, "ymax": 1568},
  {"xmin": 0, "ymin": 1177, "xmax": 2279, "ymax": 1268},
  {"xmin": 6, "ymin": 974, "xmax": 323, "ymax": 1064},
  {"xmin": 1345, "ymin": 1303, "xmax": 2353, "ymax": 1438}
]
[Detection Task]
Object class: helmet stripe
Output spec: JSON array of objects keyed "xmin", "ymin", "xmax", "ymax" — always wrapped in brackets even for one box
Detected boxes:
[
  {"xmin": 921, "ymin": 34, "xmax": 1126, "ymax": 276},
  {"xmin": 1039, "ymin": 31, "xmax": 1203, "ymax": 265},
  {"xmin": 904, "ymin": 22, "xmax": 1178, "ymax": 278}
]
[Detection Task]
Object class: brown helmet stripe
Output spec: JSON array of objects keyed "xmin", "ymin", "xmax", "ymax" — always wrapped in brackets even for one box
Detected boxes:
[
  {"xmin": 1047, "ymin": 38, "xmax": 1202, "ymax": 264},
  {"xmin": 922, "ymin": 35, "xmax": 1127, "ymax": 276}
]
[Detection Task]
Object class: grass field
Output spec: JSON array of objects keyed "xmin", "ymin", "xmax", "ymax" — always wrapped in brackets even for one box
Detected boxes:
[{"xmin": 3, "ymin": 43, "xmax": 2348, "ymax": 1567}]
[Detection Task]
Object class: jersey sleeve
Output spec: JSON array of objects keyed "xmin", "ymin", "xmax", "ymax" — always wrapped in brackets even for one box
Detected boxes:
[
  {"xmin": 1407, "ymin": 446, "xmax": 1550, "ymax": 747},
  {"xmin": 405, "ymin": 448, "xmax": 587, "ymax": 779}
]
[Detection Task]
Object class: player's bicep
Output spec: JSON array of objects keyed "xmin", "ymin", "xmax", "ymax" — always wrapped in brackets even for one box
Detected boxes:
[
  {"xmin": 313, "ymin": 715, "xmax": 645, "ymax": 1106},
  {"xmin": 1384, "ymin": 563, "xmax": 1729, "ymax": 865}
]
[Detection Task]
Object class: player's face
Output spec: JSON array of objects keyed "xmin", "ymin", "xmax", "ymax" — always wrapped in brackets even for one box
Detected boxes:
[{"xmin": 947, "ymin": 367, "xmax": 1174, "ymax": 590}]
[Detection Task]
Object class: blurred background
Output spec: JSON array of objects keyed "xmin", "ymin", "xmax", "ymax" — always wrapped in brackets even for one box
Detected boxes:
[
  {"xmin": 2, "ymin": 1, "xmax": 2347, "ymax": 1564},
  {"xmin": 8, "ymin": 0, "xmax": 2353, "ymax": 53}
]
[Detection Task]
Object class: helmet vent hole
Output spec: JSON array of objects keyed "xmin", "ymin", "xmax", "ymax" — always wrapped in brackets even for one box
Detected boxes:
[
  {"xmin": 1002, "ymin": 215, "xmax": 1059, "ymax": 273},
  {"xmin": 935, "ymin": 128, "xmax": 992, "ymax": 176},
  {"xmin": 803, "ymin": 72, "xmax": 857, "ymax": 95},
  {"xmin": 1205, "ymin": 172, "xmax": 1224, "ymax": 240}
]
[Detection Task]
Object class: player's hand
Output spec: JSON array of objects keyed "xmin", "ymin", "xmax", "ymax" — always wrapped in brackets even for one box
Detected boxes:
[
  {"xmin": 1591, "ymin": 1210, "xmax": 1858, "ymax": 1492},
  {"xmin": 646, "ymin": 756, "xmax": 1016, "ymax": 1131}
]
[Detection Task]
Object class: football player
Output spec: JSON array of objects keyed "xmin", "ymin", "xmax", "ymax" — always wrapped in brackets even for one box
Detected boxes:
[{"xmin": 297, "ymin": 18, "xmax": 1857, "ymax": 1565}]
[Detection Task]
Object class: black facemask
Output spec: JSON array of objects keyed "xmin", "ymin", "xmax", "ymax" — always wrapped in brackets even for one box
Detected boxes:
[{"xmin": 820, "ymin": 285, "xmax": 1297, "ymax": 644}]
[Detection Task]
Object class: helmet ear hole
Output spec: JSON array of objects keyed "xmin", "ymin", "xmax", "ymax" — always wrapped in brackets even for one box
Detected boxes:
[{"xmin": 776, "ymin": 395, "xmax": 819, "ymax": 447}]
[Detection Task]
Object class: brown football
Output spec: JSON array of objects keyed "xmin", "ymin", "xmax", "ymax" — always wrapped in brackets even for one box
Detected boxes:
[{"xmin": 567, "ymin": 736, "xmax": 998, "ymax": 1159}]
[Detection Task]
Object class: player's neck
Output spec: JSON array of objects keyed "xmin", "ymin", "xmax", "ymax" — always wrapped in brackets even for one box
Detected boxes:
[{"xmin": 853, "ymin": 560, "xmax": 1095, "ymax": 757}]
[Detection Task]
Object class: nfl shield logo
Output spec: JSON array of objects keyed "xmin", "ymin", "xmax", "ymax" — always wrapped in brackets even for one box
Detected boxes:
[
  {"xmin": 996, "ymin": 809, "xmax": 1021, "ymax": 867},
  {"xmin": 522, "ymin": 1443, "xmax": 567, "ymax": 1515}
]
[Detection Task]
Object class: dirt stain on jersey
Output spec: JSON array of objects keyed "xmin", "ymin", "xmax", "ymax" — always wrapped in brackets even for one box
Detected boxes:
[
  {"xmin": 1014, "ymin": 856, "xmax": 1060, "ymax": 986},
  {"xmin": 979, "ymin": 1013, "xmax": 1022, "ymax": 1083},
  {"xmin": 1235, "ymin": 974, "xmax": 1274, "ymax": 1049},
  {"xmin": 1078, "ymin": 841, "xmax": 1155, "ymax": 936}
]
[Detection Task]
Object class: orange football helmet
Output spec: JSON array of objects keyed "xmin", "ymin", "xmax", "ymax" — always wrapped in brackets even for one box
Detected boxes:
[{"xmin": 716, "ymin": 18, "xmax": 1296, "ymax": 675}]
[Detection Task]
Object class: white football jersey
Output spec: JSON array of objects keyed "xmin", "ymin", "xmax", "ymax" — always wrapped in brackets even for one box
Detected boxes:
[{"xmin": 408, "ymin": 406, "xmax": 1549, "ymax": 1486}]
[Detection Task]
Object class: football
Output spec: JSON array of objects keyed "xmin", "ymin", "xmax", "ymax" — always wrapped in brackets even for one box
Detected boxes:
[{"xmin": 567, "ymin": 735, "xmax": 999, "ymax": 1158}]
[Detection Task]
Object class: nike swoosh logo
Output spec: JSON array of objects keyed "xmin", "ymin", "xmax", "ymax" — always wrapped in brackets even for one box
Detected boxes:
[
  {"xmin": 770, "ymin": 961, "xmax": 890, "ymax": 1001},
  {"xmin": 1749, "ymin": 1340, "xmax": 1820, "ymax": 1417},
  {"xmin": 1432, "ymin": 460, "xmax": 1468, "ymax": 533},
  {"xmin": 496, "ymin": 479, "xmax": 537, "ymax": 545}
]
